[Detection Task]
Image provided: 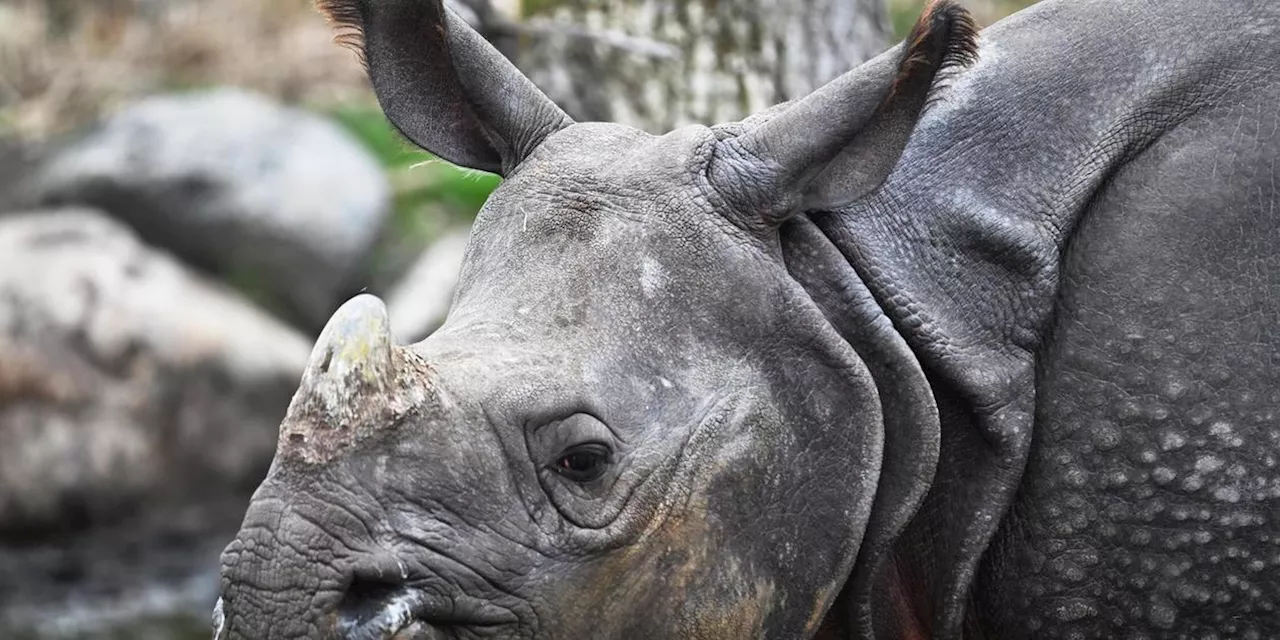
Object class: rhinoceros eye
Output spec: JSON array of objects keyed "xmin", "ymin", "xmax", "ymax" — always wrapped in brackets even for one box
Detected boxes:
[{"xmin": 551, "ymin": 443, "xmax": 611, "ymax": 482}]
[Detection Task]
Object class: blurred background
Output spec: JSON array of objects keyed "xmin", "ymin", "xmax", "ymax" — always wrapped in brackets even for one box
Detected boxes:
[{"xmin": 0, "ymin": 0, "xmax": 1034, "ymax": 637}]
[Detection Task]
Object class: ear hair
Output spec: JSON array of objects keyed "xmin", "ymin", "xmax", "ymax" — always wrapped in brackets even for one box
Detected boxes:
[
  {"xmin": 893, "ymin": 0, "xmax": 980, "ymax": 110},
  {"xmin": 316, "ymin": 0, "xmax": 369, "ymax": 68}
]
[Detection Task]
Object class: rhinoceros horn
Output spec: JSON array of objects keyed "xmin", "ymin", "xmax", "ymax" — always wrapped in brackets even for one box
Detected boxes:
[{"xmin": 277, "ymin": 294, "xmax": 433, "ymax": 464}]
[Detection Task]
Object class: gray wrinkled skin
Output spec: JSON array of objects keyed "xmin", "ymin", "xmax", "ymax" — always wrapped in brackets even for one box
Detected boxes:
[{"xmin": 215, "ymin": 0, "xmax": 1280, "ymax": 638}]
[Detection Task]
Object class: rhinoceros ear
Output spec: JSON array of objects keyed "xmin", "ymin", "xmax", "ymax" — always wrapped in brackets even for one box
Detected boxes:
[
  {"xmin": 712, "ymin": 0, "xmax": 977, "ymax": 224},
  {"xmin": 317, "ymin": 0, "xmax": 573, "ymax": 175}
]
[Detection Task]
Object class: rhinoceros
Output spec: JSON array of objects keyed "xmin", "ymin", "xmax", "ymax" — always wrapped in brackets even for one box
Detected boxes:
[{"xmin": 213, "ymin": 0, "xmax": 1280, "ymax": 637}]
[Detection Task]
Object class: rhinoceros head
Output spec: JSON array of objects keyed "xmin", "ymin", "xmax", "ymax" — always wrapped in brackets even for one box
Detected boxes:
[{"xmin": 215, "ymin": 1, "xmax": 976, "ymax": 638}]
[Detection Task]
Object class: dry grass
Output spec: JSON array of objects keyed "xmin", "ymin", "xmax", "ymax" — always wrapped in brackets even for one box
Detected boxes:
[{"xmin": 0, "ymin": 0, "xmax": 375, "ymax": 138}]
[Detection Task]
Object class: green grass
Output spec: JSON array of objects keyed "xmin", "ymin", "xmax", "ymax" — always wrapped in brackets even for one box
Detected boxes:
[
  {"xmin": 890, "ymin": 0, "xmax": 1041, "ymax": 39},
  {"xmin": 324, "ymin": 103, "xmax": 501, "ymax": 290},
  {"xmin": 890, "ymin": 0, "xmax": 925, "ymax": 40},
  {"xmin": 327, "ymin": 104, "xmax": 500, "ymax": 222},
  {"xmin": 327, "ymin": 104, "xmax": 425, "ymax": 169}
]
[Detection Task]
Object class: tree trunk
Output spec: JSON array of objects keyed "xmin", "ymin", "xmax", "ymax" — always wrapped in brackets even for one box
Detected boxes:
[{"xmin": 478, "ymin": 0, "xmax": 892, "ymax": 133}]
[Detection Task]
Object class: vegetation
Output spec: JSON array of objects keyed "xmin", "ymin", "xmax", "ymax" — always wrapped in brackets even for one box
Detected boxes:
[{"xmin": 324, "ymin": 104, "xmax": 501, "ymax": 290}]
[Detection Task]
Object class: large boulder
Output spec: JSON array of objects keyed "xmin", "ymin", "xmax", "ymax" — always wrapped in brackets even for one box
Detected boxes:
[
  {"xmin": 0, "ymin": 208, "xmax": 314, "ymax": 637},
  {"xmin": 28, "ymin": 89, "xmax": 391, "ymax": 330},
  {"xmin": 0, "ymin": 208, "xmax": 310, "ymax": 534}
]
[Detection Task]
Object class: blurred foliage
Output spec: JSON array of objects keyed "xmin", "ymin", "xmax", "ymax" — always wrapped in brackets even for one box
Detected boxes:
[
  {"xmin": 0, "ymin": 0, "xmax": 373, "ymax": 138},
  {"xmin": 891, "ymin": 0, "xmax": 1039, "ymax": 39},
  {"xmin": 327, "ymin": 104, "xmax": 500, "ymax": 216},
  {"xmin": 324, "ymin": 105, "xmax": 500, "ymax": 290}
]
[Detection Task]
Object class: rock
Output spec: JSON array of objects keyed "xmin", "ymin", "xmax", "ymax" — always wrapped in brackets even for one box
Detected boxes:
[
  {"xmin": 385, "ymin": 228, "xmax": 472, "ymax": 344},
  {"xmin": 29, "ymin": 88, "xmax": 391, "ymax": 330},
  {"xmin": 0, "ymin": 138, "xmax": 42, "ymax": 214},
  {"xmin": 0, "ymin": 208, "xmax": 314, "ymax": 638},
  {"xmin": 0, "ymin": 208, "xmax": 310, "ymax": 534}
]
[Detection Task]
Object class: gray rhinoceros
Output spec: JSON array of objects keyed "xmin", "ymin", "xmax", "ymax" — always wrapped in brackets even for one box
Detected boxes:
[{"xmin": 214, "ymin": 0, "xmax": 1280, "ymax": 637}]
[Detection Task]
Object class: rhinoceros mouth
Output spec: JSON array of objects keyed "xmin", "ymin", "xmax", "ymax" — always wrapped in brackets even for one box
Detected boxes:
[{"xmin": 338, "ymin": 581, "xmax": 518, "ymax": 640}]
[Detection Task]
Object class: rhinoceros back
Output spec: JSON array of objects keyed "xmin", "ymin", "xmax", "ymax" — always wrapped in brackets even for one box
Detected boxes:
[{"xmin": 974, "ymin": 45, "xmax": 1280, "ymax": 639}]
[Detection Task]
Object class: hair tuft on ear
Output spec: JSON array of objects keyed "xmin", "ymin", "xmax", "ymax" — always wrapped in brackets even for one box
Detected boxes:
[
  {"xmin": 938, "ymin": 5, "xmax": 981, "ymax": 70},
  {"xmin": 316, "ymin": 0, "xmax": 369, "ymax": 69},
  {"xmin": 892, "ymin": 0, "xmax": 980, "ymax": 108}
]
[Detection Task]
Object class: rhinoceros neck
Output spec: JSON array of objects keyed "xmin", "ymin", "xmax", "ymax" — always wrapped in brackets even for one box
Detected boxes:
[
  {"xmin": 779, "ymin": 213, "xmax": 942, "ymax": 640},
  {"xmin": 794, "ymin": 0, "xmax": 1256, "ymax": 633}
]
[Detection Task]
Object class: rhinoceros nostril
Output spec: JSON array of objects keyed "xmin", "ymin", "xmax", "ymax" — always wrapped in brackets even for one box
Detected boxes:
[
  {"xmin": 337, "ymin": 579, "xmax": 517, "ymax": 639},
  {"xmin": 339, "ymin": 581, "xmax": 406, "ymax": 632},
  {"xmin": 339, "ymin": 581, "xmax": 447, "ymax": 640}
]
